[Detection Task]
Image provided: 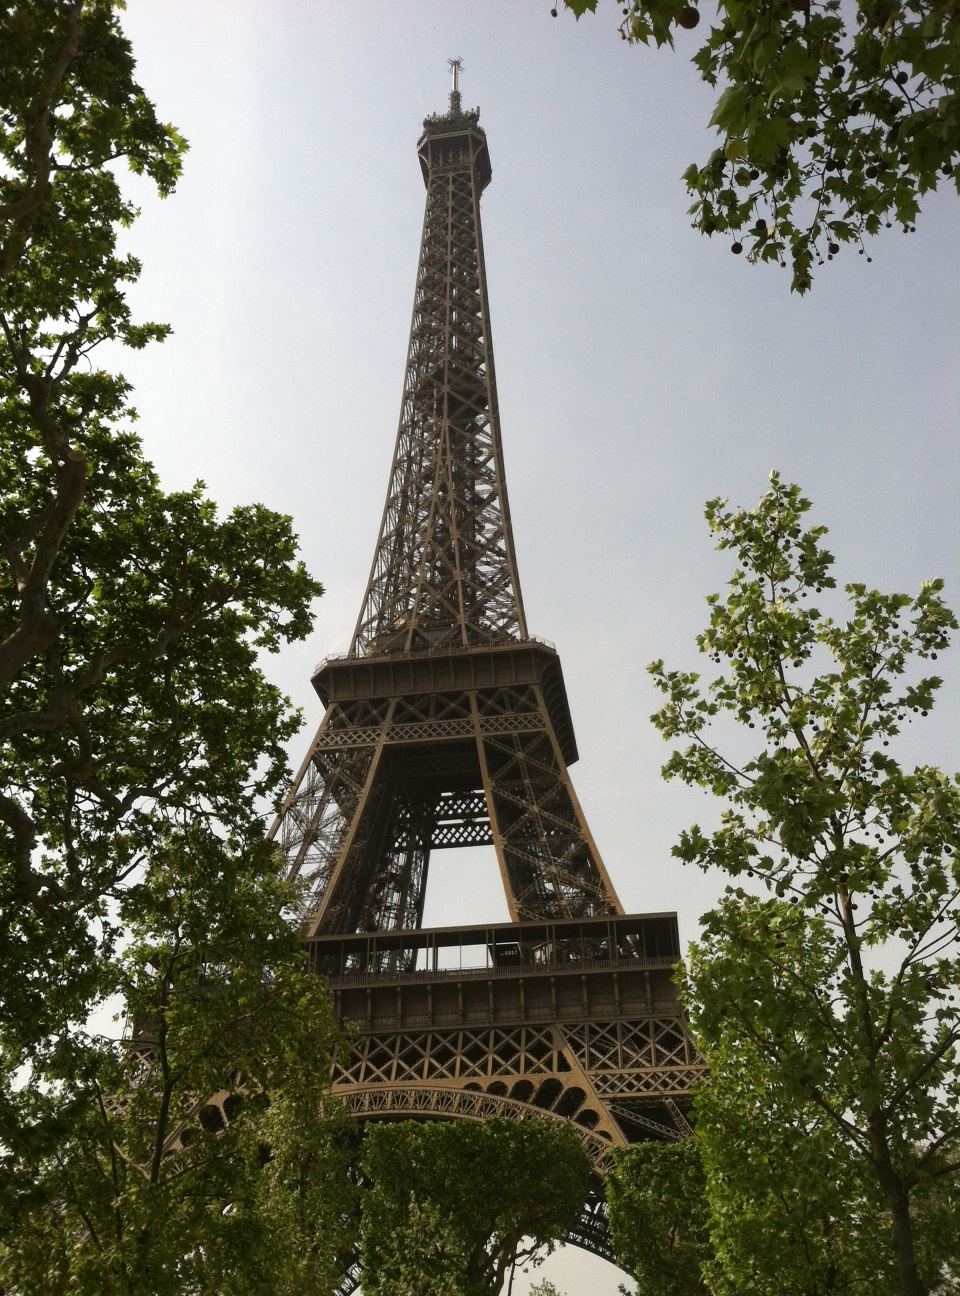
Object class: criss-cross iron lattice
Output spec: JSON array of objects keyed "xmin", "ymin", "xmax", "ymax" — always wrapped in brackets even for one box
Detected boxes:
[
  {"xmin": 275, "ymin": 673, "xmax": 623, "ymax": 940},
  {"xmin": 147, "ymin": 87, "xmax": 699, "ymax": 1294},
  {"xmin": 352, "ymin": 106, "xmax": 525, "ymax": 656}
]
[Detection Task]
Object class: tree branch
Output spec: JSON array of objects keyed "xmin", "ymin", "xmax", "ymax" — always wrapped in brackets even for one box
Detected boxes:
[
  {"xmin": 0, "ymin": 0, "xmax": 84, "ymax": 227},
  {"xmin": 0, "ymin": 790, "xmax": 49, "ymax": 903},
  {"xmin": 0, "ymin": 449, "xmax": 86, "ymax": 691}
]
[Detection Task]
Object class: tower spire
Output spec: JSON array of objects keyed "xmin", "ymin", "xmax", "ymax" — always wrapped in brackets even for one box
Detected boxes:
[
  {"xmin": 448, "ymin": 56, "xmax": 463, "ymax": 114},
  {"xmin": 273, "ymin": 102, "xmax": 624, "ymax": 934}
]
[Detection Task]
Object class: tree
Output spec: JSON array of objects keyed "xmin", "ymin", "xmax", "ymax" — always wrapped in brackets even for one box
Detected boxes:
[
  {"xmin": 645, "ymin": 474, "xmax": 960, "ymax": 1295},
  {"xmin": 0, "ymin": 827, "xmax": 361, "ymax": 1295},
  {"xmin": 606, "ymin": 1139, "xmax": 712, "ymax": 1296},
  {"xmin": 688, "ymin": 906, "xmax": 957, "ymax": 1296},
  {"xmin": 1, "ymin": 3, "xmax": 357, "ymax": 1284},
  {"xmin": 563, "ymin": 0, "xmax": 959, "ymax": 291},
  {"xmin": 1, "ymin": 0, "xmax": 321, "ymax": 1035},
  {"xmin": 359, "ymin": 1118, "xmax": 593, "ymax": 1296},
  {"xmin": 607, "ymin": 1087, "xmax": 922, "ymax": 1296}
]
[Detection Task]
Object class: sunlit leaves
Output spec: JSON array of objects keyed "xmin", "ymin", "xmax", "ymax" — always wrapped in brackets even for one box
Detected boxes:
[
  {"xmin": 0, "ymin": 828, "xmax": 359, "ymax": 1296},
  {"xmin": 607, "ymin": 1140, "xmax": 712, "ymax": 1296},
  {"xmin": 0, "ymin": 8, "xmax": 336, "ymax": 1287},
  {"xmin": 1, "ymin": 0, "xmax": 322, "ymax": 1045}
]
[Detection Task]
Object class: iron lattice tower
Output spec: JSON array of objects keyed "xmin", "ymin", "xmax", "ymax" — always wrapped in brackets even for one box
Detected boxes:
[{"xmin": 271, "ymin": 69, "xmax": 703, "ymax": 1280}]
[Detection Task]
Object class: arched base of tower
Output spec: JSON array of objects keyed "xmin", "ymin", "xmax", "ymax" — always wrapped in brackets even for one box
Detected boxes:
[
  {"xmin": 340, "ymin": 1082, "xmax": 618, "ymax": 1173},
  {"xmin": 323, "ymin": 914, "xmax": 704, "ymax": 1157}
]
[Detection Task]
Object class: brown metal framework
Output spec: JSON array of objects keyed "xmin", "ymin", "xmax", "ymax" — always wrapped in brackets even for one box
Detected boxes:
[
  {"xmin": 269, "ymin": 80, "xmax": 703, "ymax": 1278},
  {"xmin": 353, "ymin": 101, "xmax": 523, "ymax": 657}
]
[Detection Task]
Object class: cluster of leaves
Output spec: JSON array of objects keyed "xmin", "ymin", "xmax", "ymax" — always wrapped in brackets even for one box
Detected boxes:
[
  {"xmin": 642, "ymin": 474, "xmax": 960, "ymax": 1294},
  {"xmin": 1, "ymin": 827, "xmax": 361, "ymax": 1295},
  {"xmin": 687, "ymin": 900, "xmax": 960, "ymax": 1295},
  {"xmin": 609, "ymin": 1069, "xmax": 958, "ymax": 1296},
  {"xmin": 564, "ymin": 0, "xmax": 960, "ymax": 290},
  {"xmin": 360, "ymin": 1118, "xmax": 592, "ymax": 1296}
]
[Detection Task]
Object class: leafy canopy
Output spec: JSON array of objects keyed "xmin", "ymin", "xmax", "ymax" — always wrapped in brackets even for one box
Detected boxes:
[
  {"xmin": 1, "ymin": 5, "xmax": 353, "ymax": 1288},
  {"xmin": 606, "ymin": 1138, "xmax": 712, "ymax": 1296},
  {"xmin": 687, "ymin": 899, "xmax": 958, "ymax": 1296},
  {"xmin": 1, "ymin": 0, "xmax": 321, "ymax": 1054},
  {"xmin": 643, "ymin": 474, "xmax": 960, "ymax": 1295},
  {"xmin": 563, "ymin": 0, "xmax": 959, "ymax": 291},
  {"xmin": 360, "ymin": 1118, "xmax": 593, "ymax": 1296},
  {"xmin": 1, "ymin": 827, "xmax": 361, "ymax": 1296}
]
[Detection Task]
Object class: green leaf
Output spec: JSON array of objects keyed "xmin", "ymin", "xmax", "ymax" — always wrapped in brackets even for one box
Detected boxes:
[
  {"xmin": 648, "ymin": 477, "xmax": 960, "ymax": 1295},
  {"xmin": 747, "ymin": 115, "xmax": 792, "ymax": 163},
  {"xmin": 710, "ymin": 84, "xmax": 752, "ymax": 135}
]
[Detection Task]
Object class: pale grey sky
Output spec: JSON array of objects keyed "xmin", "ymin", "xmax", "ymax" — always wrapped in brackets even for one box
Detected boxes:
[{"xmin": 114, "ymin": 4, "xmax": 959, "ymax": 1290}]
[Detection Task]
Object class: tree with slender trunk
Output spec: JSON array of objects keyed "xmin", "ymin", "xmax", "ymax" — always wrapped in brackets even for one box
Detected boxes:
[{"xmin": 635, "ymin": 474, "xmax": 960, "ymax": 1295}]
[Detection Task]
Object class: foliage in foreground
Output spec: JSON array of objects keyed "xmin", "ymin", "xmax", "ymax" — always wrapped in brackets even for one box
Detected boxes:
[
  {"xmin": 609, "ymin": 1116, "xmax": 959, "ymax": 1296},
  {"xmin": 360, "ymin": 1118, "xmax": 592, "ymax": 1296},
  {"xmin": 607, "ymin": 1139, "xmax": 711, "ymax": 1296},
  {"xmin": 564, "ymin": 0, "xmax": 959, "ymax": 290},
  {"xmin": 1, "ymin": 4, "xmax": 349, "ymax": 1286},
  {"xmin": 0, "ymin": 828, "xmax": 361, "ymax": 1296},
  {"xmin": 618, "ymin": 474, "xmax": 960, "ymax": 1295},
  {"xmin": 1, "ymin": 0, "xmax": 321, "ymax": 1052}
]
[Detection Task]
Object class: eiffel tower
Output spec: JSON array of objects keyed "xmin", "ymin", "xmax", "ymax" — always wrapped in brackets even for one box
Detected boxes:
[{"xmin": 271, "ymin": 63, "xmax": 703, "ymax": 1280}]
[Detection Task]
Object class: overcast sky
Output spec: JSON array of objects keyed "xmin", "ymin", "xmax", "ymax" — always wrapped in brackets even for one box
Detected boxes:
[{"xmin": 115, "ymin": 4, "xmax": 959, "ymax": 1290}]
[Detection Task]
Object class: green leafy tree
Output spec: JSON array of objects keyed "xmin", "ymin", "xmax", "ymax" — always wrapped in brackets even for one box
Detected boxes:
[
  {"xmin": 1, "ymin": 0, "xmax": 320, "ymax": 1036},
  {"xmin": 606, "ymin": 1139, "xmax": 712, "ymax": 1296},
  {"xmin": 688, "ymin": 907, "xmax": 956, "ymax": 1296},
  {"xmin": 0, "ymin": 3, "xmax": 356, "ymax": 1286},
  {"xmin": 0, "ymin": 827, "xmax": 361, "ymax": 1295},
  {"xmin": 563, "ymin": 0, "xmax": 959, "ymax": 290},
  {"xmin": 608, "ymin": 1085, "xmax": 913, "ymax": 1295},
  {"xmin": 646, "ymin": 474, "xmax": 960, "ymax": 1295},
  {"xmin": 360, "ymin": 1118, "xmax": 593, "ymax": 1296}
]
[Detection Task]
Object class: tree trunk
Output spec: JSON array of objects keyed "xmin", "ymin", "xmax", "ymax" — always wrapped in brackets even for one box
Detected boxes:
[
  {"xmin": 888, "ymin": 1184, "xmax": 924, "ymax": 1296},
  {"xmin": 869, "ymin": 1113, "xmax": 925, "ymax": 1296}
]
